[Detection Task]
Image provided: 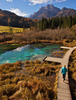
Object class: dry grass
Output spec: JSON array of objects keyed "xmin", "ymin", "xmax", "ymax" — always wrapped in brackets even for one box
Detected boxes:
[
  {"xmin": 65, "ymin": 40, "xmax": 76, "ymax": 100},
  {"xmin": 0, "ymin": 60, "xmax": 61, "ymax": 100},
  {"xmin": 0, "ymin": 27, "xmax": 74, "ymax": 44},
  {"xmin": 22, "ymin": 28, "xmax": 74, "ymax": 42},
  {"xmin": 0, "ymin": 25, "xmax": 23, "ymax": 33},
  {"xmin": 69, "ymin": 49, "xmax": 76, "ymax": 100}
]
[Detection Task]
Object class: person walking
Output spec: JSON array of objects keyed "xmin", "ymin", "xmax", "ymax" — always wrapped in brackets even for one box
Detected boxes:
[{"xmin": 61, "ymin": 65, "xmax": 67, "ymax": 82}]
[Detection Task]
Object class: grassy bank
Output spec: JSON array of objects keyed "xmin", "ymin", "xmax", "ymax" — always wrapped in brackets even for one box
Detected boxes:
[
  {"xmin": 0, "ymin": 23, "xmax": 76, "ymax": 46},
  {"xmin": 0, "ymin": 60, "xmax": 61, "ymax": 100},
  {"xmin": 69, "ymin": 50, "xmax": 76, "ymax": 99},
  {"xmin": 0, "ymin": 26, "xmax": 75, "ymax": 44},
  {"xmin": 0, "ymin": 26, "xmax": 23, "ymax": 33},
  {"xmin": 0, "ymin": 44, "xmax": 22, "ymax": 55},
  {"xmin": 69, "ymin": 50, "xmax": 76, "ymax": 100}
]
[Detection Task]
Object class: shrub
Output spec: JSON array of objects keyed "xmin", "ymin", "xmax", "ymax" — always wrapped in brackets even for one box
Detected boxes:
[
  {"xmin": 3, "ymin": 84, "xmax": 16, "ymax": 97},
  {"xmin": 35, "ymin": 60, "xmax": 41, "ymax": 64}
]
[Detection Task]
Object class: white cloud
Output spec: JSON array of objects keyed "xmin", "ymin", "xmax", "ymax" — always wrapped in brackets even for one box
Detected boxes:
[
  {"xmin": 8, "ymin": 8, "xmax": 29, "ymax": 17},
  {"xmin": 29, "ymin": 0, "xmax": 67, "ymax": 5},
  {"xmin": 6, "ymin": 0, "xmax": 13, "ymax": 2},
  {"xmin": 56, "ymin": 0, "xmax": 66, "ymax": 2}
]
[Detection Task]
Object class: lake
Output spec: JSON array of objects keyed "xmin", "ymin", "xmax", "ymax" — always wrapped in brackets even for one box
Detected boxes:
[{"xmin": 0, "ymin": 43, "xmax": 61, "ymax": 65}]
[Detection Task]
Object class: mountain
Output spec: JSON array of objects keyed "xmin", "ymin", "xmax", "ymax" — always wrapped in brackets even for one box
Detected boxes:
[
  {"xmin": 56, "ymin": 7, "xmax": 76, "ymax": 17},
  {"xmin": 0, "ymin": 9, "xmax": 34, "ymax": 28},
  {"xmin": 0, "ymin": 9, "xmax": 16, "ymax": 17},
  {"xmin": 29, "ymin": 5, "xmax": 76, "ymax": 20},
  {"xmin": 29, "ymin": 4, "xmax": 60, "ymax": 19}
]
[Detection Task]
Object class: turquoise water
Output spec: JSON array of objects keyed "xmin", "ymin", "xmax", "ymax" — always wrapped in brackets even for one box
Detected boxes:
[{"xmin": 0, "ymin": 43, "xmax": 60, "ymax": 65}]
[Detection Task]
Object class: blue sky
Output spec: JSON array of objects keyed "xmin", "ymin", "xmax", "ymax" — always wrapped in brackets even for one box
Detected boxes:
[{"xmin": 0, "ymin": 0, "xmax": 76, "ymax": 17}]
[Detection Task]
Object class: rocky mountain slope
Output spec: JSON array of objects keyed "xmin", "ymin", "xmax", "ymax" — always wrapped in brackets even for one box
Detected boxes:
[{"xmin": 29, "ymin": 4, "xmax": 76, "ymax": 20}]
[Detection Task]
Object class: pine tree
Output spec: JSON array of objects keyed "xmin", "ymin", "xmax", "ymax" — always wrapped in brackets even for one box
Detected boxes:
[
  {"xmin": 68, "ymin": 15, "xmax": 72, "ymax": 28},
  {"xmin": 59, "ymin": 16, "xmax": 63, "ymax": 29}
]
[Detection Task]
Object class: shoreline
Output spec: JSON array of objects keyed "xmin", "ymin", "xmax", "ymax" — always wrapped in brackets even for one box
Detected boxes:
[{"xmin": 0, "ymin": 40, "xmax": 63, "ymax": 45}]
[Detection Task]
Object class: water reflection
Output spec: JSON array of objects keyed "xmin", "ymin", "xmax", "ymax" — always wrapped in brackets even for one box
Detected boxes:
[{"xmin": 0, "ymin": 43, "xmax": 60, "ymax": 64}]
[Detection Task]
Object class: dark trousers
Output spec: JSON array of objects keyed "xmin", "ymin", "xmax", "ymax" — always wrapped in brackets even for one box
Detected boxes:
[{"xmin": 63, "ymin": 74, "xmax": 66, "ymax": 80}]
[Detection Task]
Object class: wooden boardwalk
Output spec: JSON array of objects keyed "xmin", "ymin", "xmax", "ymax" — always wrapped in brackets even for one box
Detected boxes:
[
  {"xmin": 44, "ymin": 46, "xmax": 76, "ymax": 100},
  {"xmin": 60, "ymin": 46, "xmax": 71, "ymax": 49},
  {"xmin": 43, "ymin": 57, "xmax": 63, "ymax": 63}
]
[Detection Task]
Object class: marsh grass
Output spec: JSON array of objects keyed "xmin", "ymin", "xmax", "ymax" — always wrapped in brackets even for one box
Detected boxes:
[
  {"xmin": 0, "ymin": 60, "xmax": 61, "ymax": 100},
  {"xmin": 50, "ymin": 50, "xmax": 67, "ymax": 58},
  {"xmin": 0, "ymin": 27, "xmax": 75, "ymax": 44},
  {"xmin": 67, "ymin": 40, "xmax": 76, "ymax": 100}
]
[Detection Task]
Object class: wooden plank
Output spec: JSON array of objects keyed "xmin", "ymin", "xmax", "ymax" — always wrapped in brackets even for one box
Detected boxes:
[
  {"xmin": 44, "ymin": 57, "xmax": 63, "ymax": 63},
  {"xmin": 60, "ymin": 46, "xmax": 71, "ymax": 49}
]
